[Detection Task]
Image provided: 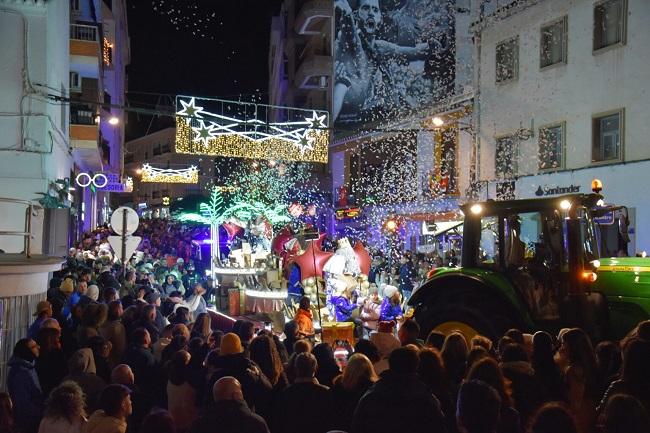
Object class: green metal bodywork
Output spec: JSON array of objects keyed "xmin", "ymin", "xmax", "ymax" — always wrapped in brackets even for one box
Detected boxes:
[
  {"xmin": 592, "ymin": 257, "xmax": 650, "ymax": 338},
  {"xmin": 411, "ymin": 266, "xmax": 536, "ymax": 328}
]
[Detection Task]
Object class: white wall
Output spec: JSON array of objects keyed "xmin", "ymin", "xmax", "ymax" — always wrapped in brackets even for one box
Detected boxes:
[
  {"xmin": 477, "ymin": 0, "xmax": 650, "ymax": 179},
  {"xmin": 0, "ymin": 2, "xmax": 71, "ymax": 253}
]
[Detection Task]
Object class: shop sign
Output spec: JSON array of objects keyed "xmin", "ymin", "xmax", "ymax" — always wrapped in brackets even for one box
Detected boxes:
[
  {"xmin": 335, "ymin": 206, "xmax": 361, "ymax": 220},
  {"xmin": 534, "ymin": 184, "xmax": 581, "ymax": 196},
  {"xmin": 594, "ymin": 211, "xmax": 615, "ymax": 225}
]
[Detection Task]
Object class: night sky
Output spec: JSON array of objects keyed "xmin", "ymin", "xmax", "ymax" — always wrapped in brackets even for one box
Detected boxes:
[{"xmin": 125, "ymin": 0, "xmax": 283, "ymax": 139}]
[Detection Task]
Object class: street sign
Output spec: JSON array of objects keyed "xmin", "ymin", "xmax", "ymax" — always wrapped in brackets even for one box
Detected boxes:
[
  {"xmin": 108, "ymin": 235, "xmax": 142, "ymax": 264},
  {"xmin": 110, "ymin": 207, "xmax": 139, "ymax": 235}
]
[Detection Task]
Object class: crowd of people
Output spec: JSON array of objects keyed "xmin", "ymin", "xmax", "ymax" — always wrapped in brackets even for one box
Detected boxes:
[{"xmin": 1, "ymin": 223, "xmax": 650, "ymax": 433}]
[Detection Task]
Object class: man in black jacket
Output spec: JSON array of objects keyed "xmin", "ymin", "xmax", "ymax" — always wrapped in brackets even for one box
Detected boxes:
[
  {"xmin": 273, "ymin": 352, "xmax": 335, "ymax": 433},
  {"xmin": 351, "ymin": 347, "xmax": 447, "ymax": 433},
  {"xmin": 191, "ymin": 376, "xmax": 269, "ymax": 433}
]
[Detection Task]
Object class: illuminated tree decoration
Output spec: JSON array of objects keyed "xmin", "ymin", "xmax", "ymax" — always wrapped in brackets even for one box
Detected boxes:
[
  {"xmin": 175, "ymin": 96, "xmax": 329, "ymax": 163},
  {"xmin": 140, "ymin": 163, "xmax": 199, "ymax": 184}
]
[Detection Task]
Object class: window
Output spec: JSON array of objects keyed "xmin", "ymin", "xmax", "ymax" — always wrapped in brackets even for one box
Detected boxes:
[
  {"xmin": 69, "ymin": 72, "xmax": 81, "ymax": 92},
  {"xmin": 592, "ymin": 110, "xmax": 623, "ymax": 162},
  {"xmin": 540, "ymin": 17, "xmax": 567, "ymax": 68},
  {"xmin": 496, "ymin": 36, "xmax": 519, "ymax": 83},
  {"xmin": 70, "ymin": 0, "xmax": 80, "ymax": 12},
  {"xmin": 478, "ymin": 216, "xmax": 499, "ymax": 268},
  {"xmin": 495, "ymin": 135, "xmax": 517, "ymax": 178},
  {"xmin": 594, "ymin": 0, "xmax": 627, "ymax": 51},
  {"xmin": 538, "ymin": 123, "xmax": 565, "ymax": 170}
]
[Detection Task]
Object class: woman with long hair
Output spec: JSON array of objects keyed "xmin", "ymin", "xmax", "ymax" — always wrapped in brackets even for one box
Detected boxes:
[
  {"xmin": 190, "ymin": 313, "xmax": 212, "ymax": 344},
  {"xmin": 312, "ymin": 343, "xmax": 340, "ymax": 388},
  {"xmin": 331, "ymin": 353, "xmax": 378, "ymax": 432},
  {"xmin": 531, "ymin": 331, "xmax": 565, "ymax": 402},
  {"xmin": 249, "ymin": 334, "xmax": 289, "ymax": 423},
  {"xmin": 249, "ymin": 335, "xmax": 288, "ymax": 390},
  {"xmin": 465, "ymin": 357, "xmax": 520, "ymax": 433},
  {"xmin": 557, "ymin": 328, "xmax": 598, "ymax": 433},
  {"xmin": 418, "ymin": 348, "xmax": 456, "ymax": 433},
  {"xmin": 441, "ymin": 332, "xmax": 468, "ymax": 396},
  {"xmin": 166, "ymin": 350, "xmax": 199, "ymax": 432},
  {"xmin": 37, "ymin": 381, "xmax": 87, "ymax": 433},
  {"xmin": 598, "ymin": 338, "xmax": 650, "ymax": 415}
]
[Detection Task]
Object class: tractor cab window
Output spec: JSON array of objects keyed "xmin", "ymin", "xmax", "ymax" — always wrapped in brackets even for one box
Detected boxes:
[
  {"xmin": 504, "ymin": 211, "xmax": 561, "ymax": 321},
  {"xmin": 477, "ymin": 216, "xmax": 499, "ymax": 268}
]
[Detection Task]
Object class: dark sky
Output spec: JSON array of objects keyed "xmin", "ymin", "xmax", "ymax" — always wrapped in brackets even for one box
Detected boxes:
[{"xmin": 125, "ymin": 0, "xmax": 283, "ymax": 139}]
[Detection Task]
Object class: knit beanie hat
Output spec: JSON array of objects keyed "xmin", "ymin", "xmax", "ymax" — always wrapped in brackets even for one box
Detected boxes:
[
  {"xmin": 220, "ymin": 333, "xmax": 243, "ymax": 355},
  {"xmin": 383, "ymin": 285, "xmax": 399, "ymax": 299},
  {"xmin": 87, "ymin": 284, "xmax": 100, "ymax": 301},
  {"xmin": 60, "ymin": 278, "xmax": 74, "ymax": 295}
]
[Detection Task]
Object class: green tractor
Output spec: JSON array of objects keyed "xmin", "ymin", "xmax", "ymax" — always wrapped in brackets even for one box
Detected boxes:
[{"xmin": 409, "ymin": 193, "xmax": 649, "ymax": 342}]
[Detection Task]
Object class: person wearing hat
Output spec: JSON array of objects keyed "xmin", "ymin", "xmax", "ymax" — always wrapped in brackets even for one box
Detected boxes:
[
  {"xmin": 28, "ymin": 300, "xmax": 52, "ymax": 339},
  {"xmin": 204, "ymin": 333, "xmax": 272, "ymax": 414},
  {"xmin": 379, "ymin": 285, "xmax": 403, "ymax": 323},
  {"xmin": 358, "ymin": 284, "xmax": 382, "ymax": 335}
]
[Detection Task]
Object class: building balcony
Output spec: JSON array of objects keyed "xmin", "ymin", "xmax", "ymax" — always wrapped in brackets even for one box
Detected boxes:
[
  {"xmin": 70, "ymin": 24, "xmax": 100, "ymax": 78},
  {"xmin": 70, "ymin": 105, "xmax": 102, "ymax": 172},
  {"xmin": 294, "ymin": 0, "xmax": 332, "ymax": 35},
  {"xmin": 295, "ymin": 54, "xmax": 331, "ymax": 89}
]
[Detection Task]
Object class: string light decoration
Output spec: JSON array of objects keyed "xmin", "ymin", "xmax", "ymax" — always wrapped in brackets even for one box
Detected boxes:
[
  {"xmin": 140, "ymin": 163, "xmax": 199, "ymax": 184},
  {"xmin": 124, "ymin": 177, "xmax": 134, "ymax": 193},
  {"xmin": 175, "ymin": 96, "xmax": 329, "ymax": 163}
]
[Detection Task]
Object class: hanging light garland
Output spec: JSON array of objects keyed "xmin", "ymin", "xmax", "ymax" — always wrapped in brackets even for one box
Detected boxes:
[{"xmin": 140, "ymin": 163, "xmax": 199, "ymax": 184}]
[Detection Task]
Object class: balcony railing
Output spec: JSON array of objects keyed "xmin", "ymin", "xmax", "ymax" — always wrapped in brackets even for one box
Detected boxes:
[
  {"xmin": 70, "ymin": 105, "xmax": 96, "ymax": 125},
  {"xmin": 70, "ymin": 24, "xmax": 98, "ymax": 42}
]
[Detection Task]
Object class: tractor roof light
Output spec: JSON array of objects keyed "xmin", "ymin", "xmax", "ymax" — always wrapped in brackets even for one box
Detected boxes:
[
  {"xmin": 591, "ymin": 259, "xmax": 601, "ymax": 269},
  {"xmin": 560, "ymin": 199, "xmax": 572, "ymax": 210},
  {"xmin": 592, "ymin": 179, "xmax": 603, "ymax": 193},
  {"xmin": 470, "ymin": 204, "xmax": 482, "ymax": 215}
]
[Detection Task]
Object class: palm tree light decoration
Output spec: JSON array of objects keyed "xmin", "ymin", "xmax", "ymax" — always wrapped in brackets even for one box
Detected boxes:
[{"xmin": 177, "ymin": 186, "xmax": 291, "ymax": 277}]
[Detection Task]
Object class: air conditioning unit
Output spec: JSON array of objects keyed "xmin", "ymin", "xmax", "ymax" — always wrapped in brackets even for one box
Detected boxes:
[{"xmin": 69, "ymin": 71, "xmax": 81, "ymax": 92}]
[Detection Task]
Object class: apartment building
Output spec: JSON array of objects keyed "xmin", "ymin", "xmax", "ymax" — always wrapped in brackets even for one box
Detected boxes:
[
  {"xmin": 69, "ymin": 0, "xmax": 130, "ymax": 235},
  {"xmin": 474, "ymin": 0, "xmax": 650, "ymax": 253}
]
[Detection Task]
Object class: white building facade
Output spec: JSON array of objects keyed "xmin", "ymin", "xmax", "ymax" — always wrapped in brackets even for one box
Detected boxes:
[{"xmin": 474, "ymin": 0, "xmax": 650, "ymax": 253}]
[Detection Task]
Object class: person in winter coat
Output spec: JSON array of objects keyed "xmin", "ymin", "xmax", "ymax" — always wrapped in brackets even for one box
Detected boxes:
[
  {"xmin": 166, "ymin": 351, "xmax": 199, "ymax": 432},
  {"xmin": 203, "ymin": 333, "xmax": 272, "ymax": 414},
  {"xmin": 190, "ymin": 377, "xmax": 269, "ymax": 433},
  {"xmin": 35, "ymin": 327, "xmax": 68, "ymax": 397},
  {"xmin": 62, "ymin": 348, "xmax": 107, "ymax": 413},
  {"xmin": 350, "ymin": 347, "xmax": 447, "ymax": 433},
  {"xmin": 330, "ymin": 354, "xmax": 377, "ymax": 432},
  {"xmin": 379, "ymin": 285, "xmax": 402, "ymax": 323},
  {"xmin": 330, "ymin": 287, "xmax": 362, "ymax": 338},
  {"xmin": 122, "ymin": 328, "xmax": 157, "ymax": 397},
  {"xmin": 293, "ymin": 297, "xmax": 315, "ymax": 338},
  {"xmin": 358, "ymin": 285, "xmax": 382, "ymax": 334},
  {"xmin": 7, "ymin": 339, "xmax": 45, "ymax": 433},
  {"xmin": 272, "ymin": 353, "xmax": 336, "ymax": 433},
  {"xmin": 28, "ymin": 301, "xmax": 53, "ymax": 339},
  {"xmin": 83, "ymin": 384, "xmax": 131, "ymax": 433},
  {"xmin": 38, "ymin": 381, "xmax": 87, "ymax": 433},
  {"xmin": 99, "ymin": 301, "xmax": 127, "ymax": 369},
  {"xmin": 369, "ymin": 322, "xmax": 401, "ymax": 374}
]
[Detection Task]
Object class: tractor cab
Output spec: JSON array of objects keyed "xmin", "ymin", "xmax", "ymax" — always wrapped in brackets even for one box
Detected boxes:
[{"xmin": 410, "ymin": 193, "xmax": 606, "ymax": 340}]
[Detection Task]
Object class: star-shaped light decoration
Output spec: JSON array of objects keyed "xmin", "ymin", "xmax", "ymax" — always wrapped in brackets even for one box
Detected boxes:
[
  {"xmin": 305, "ymin": 111, "xmax": 327, "ymax": 129},
  {"xmin": 295, "ymin": 129, "xmax": 315, "ymax": 154},
  {"xmin": 193, "ymin": 120, "xmax": 217, "ymax": 145},
  {"xmin": 177, "ymin": 97, "xmax": 204, "ymax": 119},
  {"xmin": 291, "ymin": 241, "xmax": 334, "ymax": 280}
]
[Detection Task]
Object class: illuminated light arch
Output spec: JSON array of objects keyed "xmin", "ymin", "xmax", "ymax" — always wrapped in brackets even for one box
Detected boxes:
[
  {"xmin": 140, "ymin": 163, "xmax": 199, "ymax": 184},
  {"xmin": 175, "ymin": 96, "xmax": 329, "ymax": 163}
]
